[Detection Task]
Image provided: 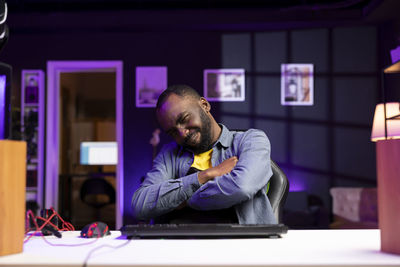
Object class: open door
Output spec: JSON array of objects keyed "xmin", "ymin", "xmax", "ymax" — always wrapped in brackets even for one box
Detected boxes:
[{"xmin": 46, "ymin": 61, "xmax": 123, "ymax": 229}]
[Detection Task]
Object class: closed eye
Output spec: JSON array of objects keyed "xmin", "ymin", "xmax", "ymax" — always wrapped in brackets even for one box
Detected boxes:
[
  {"xmin": 177, "ymin": 114, "xmax": 190, "ymax": 124},
  {"xmin": 166, "ymin": 113, "xmax": 190, "ymax": 138}
]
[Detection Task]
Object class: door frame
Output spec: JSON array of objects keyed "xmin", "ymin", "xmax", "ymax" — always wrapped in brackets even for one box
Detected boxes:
[{"xmin": 46, "ymin": 61, "xmax": 124, "ymax": 228}]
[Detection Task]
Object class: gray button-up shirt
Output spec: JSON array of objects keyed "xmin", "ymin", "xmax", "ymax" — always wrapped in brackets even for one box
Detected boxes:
[{"xmin": 131, "ymin": 124, "xmax": 276, "ymax": 224}]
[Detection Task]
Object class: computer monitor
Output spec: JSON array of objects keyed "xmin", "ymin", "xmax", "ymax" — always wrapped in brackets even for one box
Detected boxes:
[
  {"xmin": 80, "ymin": 141, "xmax": 117, "ymax": 165},
  {"xmin": 0, "ymin": 62, "xmax": 11, "ymax": 140}
]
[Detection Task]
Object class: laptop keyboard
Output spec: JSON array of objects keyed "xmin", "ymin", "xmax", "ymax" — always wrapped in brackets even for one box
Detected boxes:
[{"xmin": 121, "ymin": 223, "xmax": 288, "ymax": 238}]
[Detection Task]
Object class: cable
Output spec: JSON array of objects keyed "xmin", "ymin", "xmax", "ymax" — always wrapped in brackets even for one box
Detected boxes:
[
  {"xmin": 82, "ymin": 240, "xmax": 131, "ymax": 267},
  {"xmin": 40, "ymin": 234, "xmax": 100, "ymax": 247},
  {"xmin": 24, "ymin": 208, "xmax": 102, "ymax": 247},
  {"xmin": 25, "ymin": 208, "xmax": 130, "ymax": 265},
  {"xmin": 24, "ymin": 208, "xmax": 75, "ymax": 242}
]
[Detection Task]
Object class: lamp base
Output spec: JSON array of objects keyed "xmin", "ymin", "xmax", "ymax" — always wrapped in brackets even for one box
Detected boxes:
[{"xmin": 376, "ymin": 139, "xmax": 400, "ymax": 254}]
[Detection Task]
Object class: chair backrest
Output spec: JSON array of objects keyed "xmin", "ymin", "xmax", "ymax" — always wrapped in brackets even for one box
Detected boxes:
[{"xmin": 268, "ymin": 160, "xmax": 289, "ymax": 223}]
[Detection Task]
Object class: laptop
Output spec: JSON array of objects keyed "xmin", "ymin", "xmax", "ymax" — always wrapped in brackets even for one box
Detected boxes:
[{"xmin": 120, "ymin": 223, "xmax": 288, "ymax": 239}]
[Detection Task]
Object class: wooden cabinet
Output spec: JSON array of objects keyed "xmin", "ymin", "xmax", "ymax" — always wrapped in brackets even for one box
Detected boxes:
[{"xmin": 0, "ymin": 140, "xmax": 26, "ymax": 256}]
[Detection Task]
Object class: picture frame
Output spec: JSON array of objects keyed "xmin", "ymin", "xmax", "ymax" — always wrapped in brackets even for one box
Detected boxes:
[
  {"xmin": 281, "ymin": 64, "xmax": 314, "ymax": 106},
  {"xmin": 136, "ymin": 66, "xmax": 167, "ymax": 108},
  {"xmin": 204, "ymin": 68, "xmax": 245, "ymax": 102}
]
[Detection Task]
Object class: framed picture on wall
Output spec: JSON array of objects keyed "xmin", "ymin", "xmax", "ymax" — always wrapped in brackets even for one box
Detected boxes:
[
  {"xmin": 204, "ymin": 69, "xmax": 245, "ymax": 102},
  {"xmin": 136, "ymin": 66, "xmax": 167, "ymax": 108},
  {"xmin": 281, "ymin": 64, "xmax": 314, "ymax": 106}
]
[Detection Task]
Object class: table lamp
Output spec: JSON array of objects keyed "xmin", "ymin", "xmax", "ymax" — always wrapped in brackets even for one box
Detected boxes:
[
  {"xmin": 371, "ymin": 102, "xmax": 400, "ymax": 141},
  {"xmin": 371, "ymin": 102, "xmax": 400, "ymax": 255}
]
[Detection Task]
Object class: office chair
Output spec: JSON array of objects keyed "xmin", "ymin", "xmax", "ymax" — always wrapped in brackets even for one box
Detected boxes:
[
  {"xmin": 80, "ymin": 178, "xmax": 116, "ymax": 220},
  {"xmin": 268, "ymin": 160, "xmax": 289, "ymax": 223}
]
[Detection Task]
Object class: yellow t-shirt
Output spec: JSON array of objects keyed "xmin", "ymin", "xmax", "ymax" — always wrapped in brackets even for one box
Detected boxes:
[
  {"xmin": 191, "ymin": 149, "xmax": 213, "ymax": 170},
  {"xmin": 191, "ymin": 149, "xmax": 270, "ymax": 194}
]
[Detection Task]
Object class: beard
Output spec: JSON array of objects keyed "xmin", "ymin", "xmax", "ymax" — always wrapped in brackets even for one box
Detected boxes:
[{"xmin": 182, "ymin": 108, "xmax": 213, "ymax": 154}]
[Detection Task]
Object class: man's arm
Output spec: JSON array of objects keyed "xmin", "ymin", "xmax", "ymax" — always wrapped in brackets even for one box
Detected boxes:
[
  {"xmin": 187, "ymin": 129, "xmax": 272, "ymax": 210},
  {"xmin": 131, "ymin": 144, "xmax": 201, "ymax": 220},
  {"xmin": 197, "ymin": 156, "xmax": 238, "ymax": 184}
]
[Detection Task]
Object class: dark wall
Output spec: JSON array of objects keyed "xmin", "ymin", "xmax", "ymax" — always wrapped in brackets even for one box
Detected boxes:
[
  {"xmin": 218, "ymin": 27, "xmax": 380, "ymax": 227},
  {"xmin": 123, "ymin": 32, "xmax": 222, "ymax": 223},
  {"xmin": 1, "ymin": 10, "xmax": 223, "ymax": 224},
  {"xmin": 1, "ymin": 8, "xmax": 397, "ymax": 226}
]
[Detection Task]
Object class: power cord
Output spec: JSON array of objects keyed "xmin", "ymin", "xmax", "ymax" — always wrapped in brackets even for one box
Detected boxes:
[
  {"xmin": 25, "ymin": 207, "xmax": 74, "ymax": 242},
  {"xmin": 82, "ymin": 240, "xmax": 131, "ymax": 267},
  {"xmin": 25, "ymin": 208, "xmax": 102, "ymax": 247}
]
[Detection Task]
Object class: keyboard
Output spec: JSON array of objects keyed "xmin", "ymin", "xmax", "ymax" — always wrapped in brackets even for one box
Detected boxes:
[{"xmin": 120, "ymin": 223, "xmax": 288, "ymax": 239}]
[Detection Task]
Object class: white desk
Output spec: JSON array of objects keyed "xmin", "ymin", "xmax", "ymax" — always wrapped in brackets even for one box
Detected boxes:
[{"xmin": 1, "ymin": 229, "xmax": 400, "ymax": 267}]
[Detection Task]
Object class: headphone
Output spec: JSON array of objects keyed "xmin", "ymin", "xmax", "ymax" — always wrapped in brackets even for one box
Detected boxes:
[{"xmin": 0, "ymin": 1, "xmax": 8, "ymax": 53}]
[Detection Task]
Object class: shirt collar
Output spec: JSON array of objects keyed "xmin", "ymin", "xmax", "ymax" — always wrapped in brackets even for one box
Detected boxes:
[{"xmin": 214, "ymin": 123, "xmax": 233, "ymax": 149}]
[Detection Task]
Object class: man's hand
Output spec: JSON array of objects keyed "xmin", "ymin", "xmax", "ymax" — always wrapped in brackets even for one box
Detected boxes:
[{"xmin": 198, "ymin": 156, "xmax": 238, "ymax": 184}]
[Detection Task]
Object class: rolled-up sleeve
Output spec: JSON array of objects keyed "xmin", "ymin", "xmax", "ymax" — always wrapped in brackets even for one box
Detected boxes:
[
  {"xmin": 187, "ymin": 129, "xmax": 272, "ymax": 210},
  {"xmin": 131, "ymin": 145, "xmax": 201, "ymax": 220}
]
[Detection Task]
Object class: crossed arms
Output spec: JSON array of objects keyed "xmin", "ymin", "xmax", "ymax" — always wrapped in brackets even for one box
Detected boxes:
[{"xmin": 131, "ymin": 129, "xmax": 272, "ymax": 221}]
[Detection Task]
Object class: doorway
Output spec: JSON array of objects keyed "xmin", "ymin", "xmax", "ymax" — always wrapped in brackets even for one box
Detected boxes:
[{"xmin": 46, "ymin": 61, "xmax": 123, "ymax": 229}]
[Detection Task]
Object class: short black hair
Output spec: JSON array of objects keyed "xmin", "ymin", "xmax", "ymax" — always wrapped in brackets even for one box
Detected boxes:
[{"xmin": 156, "ymin": 84, "xmax": 201, "ymax": 110}]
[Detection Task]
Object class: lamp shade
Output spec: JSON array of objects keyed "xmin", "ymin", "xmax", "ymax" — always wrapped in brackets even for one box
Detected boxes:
[{"xmin": 371, "ymin": 102, "xmax": 400, "ymax": 142}]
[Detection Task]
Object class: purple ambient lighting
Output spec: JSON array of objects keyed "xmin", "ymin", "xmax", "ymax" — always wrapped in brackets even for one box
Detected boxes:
[
  {"xmin": 278, "ymin": 166, "xmax": 307, "ymax": 192},
  {"xmin": 136, "ymin": 66, "xmax": 167, "ymax": 107},
  {"xmin": 390, "ymin": 46, "xmax": 400, "ymax": 64},
  {"xmin": 0, "ymin": 75, "xmax": 6, "ymax": 139},
  {"xmin": 288, "ymin": 176, "xmax": 307, "ymax": 192}
]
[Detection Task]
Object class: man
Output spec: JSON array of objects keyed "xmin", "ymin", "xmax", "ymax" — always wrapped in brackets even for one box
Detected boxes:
[{"xmin": 131, "ymin": 84, "xmax": 276, "ymax": 224}]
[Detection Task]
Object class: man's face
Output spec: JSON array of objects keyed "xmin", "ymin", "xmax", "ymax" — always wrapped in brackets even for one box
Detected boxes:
[{"xmin": 157, "ymin": 94, "xmax": 213, "ymax": 154}]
